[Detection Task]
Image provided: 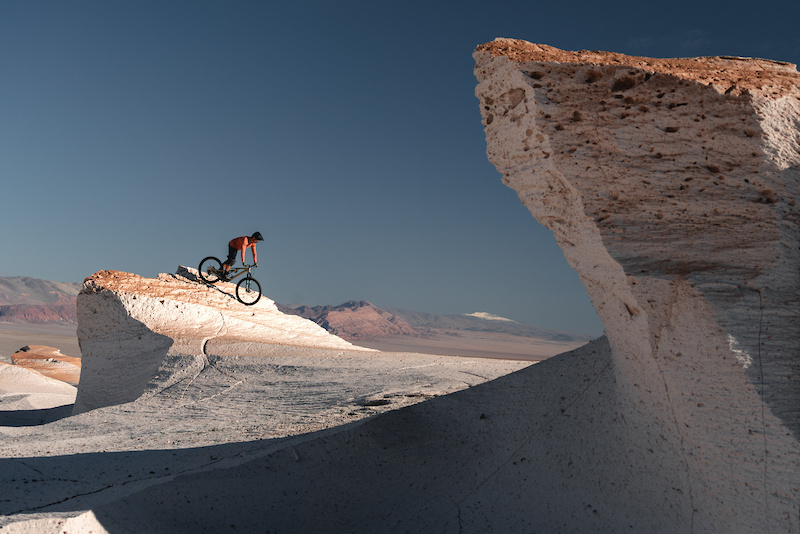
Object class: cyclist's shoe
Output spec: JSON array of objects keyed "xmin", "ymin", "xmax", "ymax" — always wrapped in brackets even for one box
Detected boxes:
[{"xmin": 218, "ymin": 272, "xmax": 229, "ymax": 282}]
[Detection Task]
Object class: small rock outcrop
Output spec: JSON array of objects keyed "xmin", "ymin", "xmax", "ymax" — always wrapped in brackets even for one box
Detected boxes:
[
  {"xmin": 11, "ymin": 345, "xmax": 81, "ymax": 384},
  {"xmin": 74, "ymin": 268, "xmax": 368, "ymax": 413},
  {"xmin": 475, "ymin": 39, "xmax": 799, "ymax": 532}
]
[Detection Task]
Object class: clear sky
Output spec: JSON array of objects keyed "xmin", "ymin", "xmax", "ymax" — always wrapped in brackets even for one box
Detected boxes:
[{"xmin": 2, "ymin": 1, "xmax": 798, "ymax": 337}]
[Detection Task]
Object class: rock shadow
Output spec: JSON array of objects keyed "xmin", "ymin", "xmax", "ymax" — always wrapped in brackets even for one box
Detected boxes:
[
  {"xmin": 74, "ymin": 290, "xmax": 175, "ymax": 414},
  {"xmin": 0, "ymin": 404, "xmax": 74, "ymax": 427}
]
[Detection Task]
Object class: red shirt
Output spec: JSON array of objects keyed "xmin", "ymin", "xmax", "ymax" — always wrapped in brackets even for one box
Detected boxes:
[{"xmin": 229, "ymin": 236, "xmax": 257, "ymax": 264}]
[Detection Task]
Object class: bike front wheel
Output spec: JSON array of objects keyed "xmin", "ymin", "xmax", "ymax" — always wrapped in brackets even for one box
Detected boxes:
[
  {"xmin": 199, "ymin": 256, "xmax": 223, "ymax": 284},
  {"xmin": 236, "ymin": 276, "xmax": 262, "ymax": 305}
]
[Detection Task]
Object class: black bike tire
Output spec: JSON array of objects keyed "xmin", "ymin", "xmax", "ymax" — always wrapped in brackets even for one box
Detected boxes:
[
  {"xmin": 236, "ymin": 276, "xmax": 262, "ymax": 306},
  {"xmin": 199, "ymin": 256, "xmax": 223, "ymax": 284}
]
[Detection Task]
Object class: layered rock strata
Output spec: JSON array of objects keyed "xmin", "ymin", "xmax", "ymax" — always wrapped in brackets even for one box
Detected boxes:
[
  {"xmin": 74, "ymin": 268, "xmax": 367, "ymax": 413},
  {"xmin": 475, "ymin": 39, "xmax": 799, "ymax": 532}
]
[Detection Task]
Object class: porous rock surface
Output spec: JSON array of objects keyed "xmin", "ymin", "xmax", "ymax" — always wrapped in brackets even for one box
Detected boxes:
[
  {"xmin": 475, "ymin": 39, "xmax": 800, "ymax": 532},
  {"xmin": 74, "ymin": 267, "xmax": 367, "ymax": 413}
]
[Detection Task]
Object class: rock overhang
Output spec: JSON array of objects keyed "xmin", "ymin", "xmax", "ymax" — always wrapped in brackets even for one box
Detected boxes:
[
  {"xmin": 474, "ymin": 40, "xmax": 800, "ymax": 425},
  {"xmin": 474, "ymin": 39, "xmax": 800, "ymax": 531}
]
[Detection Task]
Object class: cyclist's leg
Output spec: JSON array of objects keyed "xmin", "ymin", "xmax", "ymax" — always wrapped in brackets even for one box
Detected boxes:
[
  {"xmin": 220, "ymin": 246, "xmax": 237, "ymax": 280},
  {"xmin": 223, "ymin": 245, "xmax": 237, "ymax": 272}
]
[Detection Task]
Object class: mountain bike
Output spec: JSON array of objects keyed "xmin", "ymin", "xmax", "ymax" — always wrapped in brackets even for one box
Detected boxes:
[{"xmin": 198, "ymin": 256, "xmax": 262, "ymax": 306}]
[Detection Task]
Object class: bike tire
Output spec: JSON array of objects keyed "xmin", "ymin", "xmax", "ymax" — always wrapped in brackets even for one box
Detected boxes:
[
  {"xmin": 236, "ymin": 276, "xmax": 262, "ymax": 306},
  {"xmin": 199, "ymin": 256, "xmax": 223, "ymax": 284}
]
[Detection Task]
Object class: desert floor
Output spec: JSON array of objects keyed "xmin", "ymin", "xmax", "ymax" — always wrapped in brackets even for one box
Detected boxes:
[
  {"xmin": 359, "ymin": 331, "xmax": 584, "ymax": 360},
  {"xmin": 1, "ymin": 338, "xmax": 534, "ymax": 529},
  {"xmin": 0, "ymin": 321, "xmax": 583, "ymax": 365},
  {"xmin": 0, "ymin": 323, "xmax": 80, "ymax": 364}
]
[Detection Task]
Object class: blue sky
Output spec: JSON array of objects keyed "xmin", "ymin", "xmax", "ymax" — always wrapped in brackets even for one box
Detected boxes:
[{"xmin": 2, "ymin": 1, "xmax": 798, "ymax": 337}]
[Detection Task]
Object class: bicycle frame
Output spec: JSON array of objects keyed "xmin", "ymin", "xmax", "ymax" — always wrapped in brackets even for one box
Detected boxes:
[
  {"xmin": 218, "ymin": 264, "xmax": 254, "ymax": 282},
  {"xmin": 198, "ymin": 256, "xmax": 262, "ymax": 305}
]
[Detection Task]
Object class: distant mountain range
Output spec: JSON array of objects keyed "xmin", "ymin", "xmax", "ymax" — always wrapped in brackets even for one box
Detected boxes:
[
  {"xmin": 278, "ymin": 300, "xmax": 592, "ymax": 360},
  {"xmin": 384, "ymin": 307, "xmax": 588, "ymax": 343},
  {"xmin": 0, "ymin": 277, "xmax": 81, "ymax": 305},
  {"xmin": 278, "ymin": 300, "xmax": 419, "ymax": 340},
  {"xmin": 0, "ymin": 276, "xmax": 81, "ymax": 323},
  {"xmin": 280, "ymin": 300, "xmax": 588, "ymax": 343}
]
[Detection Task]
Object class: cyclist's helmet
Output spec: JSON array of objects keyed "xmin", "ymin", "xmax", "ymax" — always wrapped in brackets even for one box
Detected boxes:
[{"xmin": 252, "ymin": 231, "xmax": 264, "ymax": 242}]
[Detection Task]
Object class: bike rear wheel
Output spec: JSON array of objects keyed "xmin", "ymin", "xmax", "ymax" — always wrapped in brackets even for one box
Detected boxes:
[
  {"xmin": 236, "ymin": 276, "xmax": 262, "ymax": 305},
  {"xmin": 199, "ymin": 256, "xmax": 223, "ymax": 283}
]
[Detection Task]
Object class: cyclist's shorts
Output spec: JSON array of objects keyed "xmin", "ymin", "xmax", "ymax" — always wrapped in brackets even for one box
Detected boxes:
[{"xmin": 224, "ymin": 245, "xmax": 237, "ymax": 266}]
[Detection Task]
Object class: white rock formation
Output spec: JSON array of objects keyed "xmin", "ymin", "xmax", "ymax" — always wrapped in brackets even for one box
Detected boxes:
[
  {"xmin": 475, "ymin": 39, "xmax": 800, "ymax": 532},
  {"xmin": 74, "ymin": 267, "xmax": 368, "ymax": 413},
  {"xmin": 0, "ymin": 362, "xmax": 76, "ymax": 410}
]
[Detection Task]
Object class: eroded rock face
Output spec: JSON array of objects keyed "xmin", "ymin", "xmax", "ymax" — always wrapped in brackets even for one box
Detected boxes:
[
  {"xmin": 475, "ymin": 39, "xmax": 800, "ymax": 532},
  {"xmin": 74, "ymin": 268, "xmax": 366, "ymax": 413}
]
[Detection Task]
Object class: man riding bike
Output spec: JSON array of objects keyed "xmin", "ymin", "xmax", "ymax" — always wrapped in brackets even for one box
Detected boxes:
[{"xmin": 220, "ymin": 232, "xmax": 263, "ymax": 281}]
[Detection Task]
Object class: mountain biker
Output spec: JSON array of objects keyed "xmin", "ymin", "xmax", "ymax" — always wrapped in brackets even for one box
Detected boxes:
[{"xmin": 220, "ymin": 232, "xmax": 263, "ymax": 281}]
